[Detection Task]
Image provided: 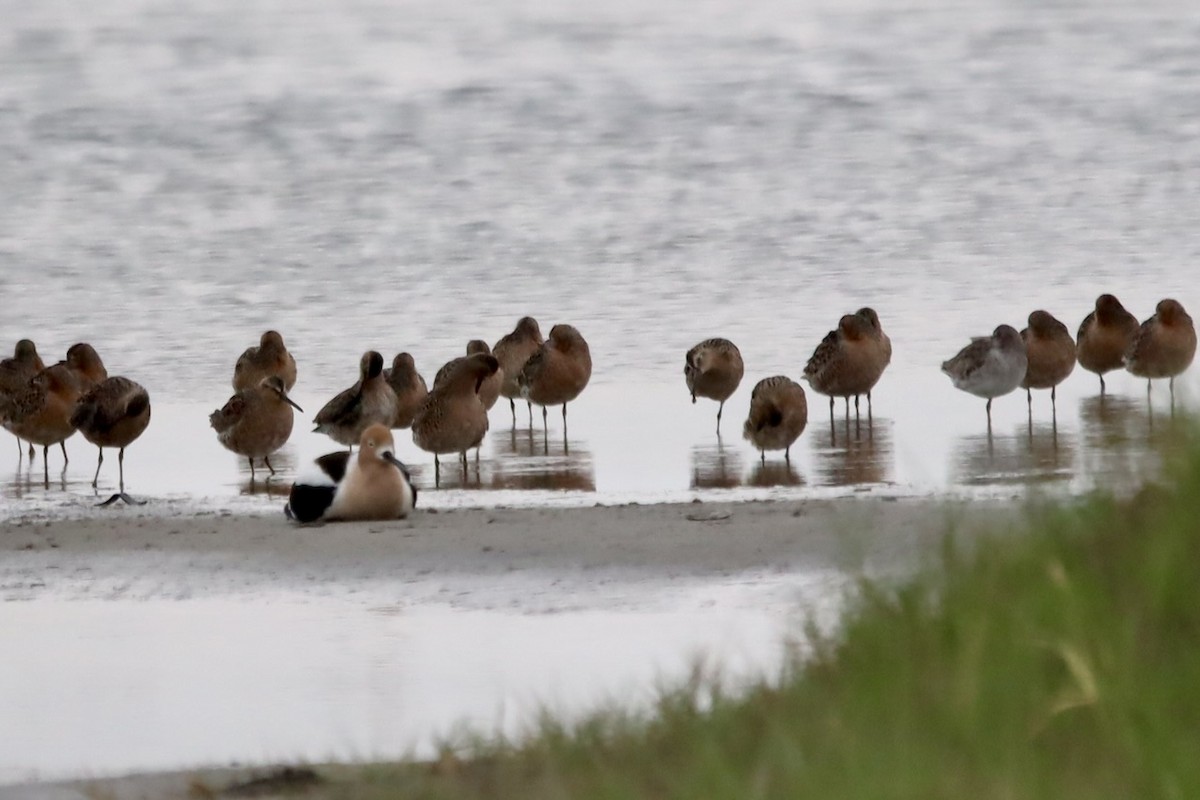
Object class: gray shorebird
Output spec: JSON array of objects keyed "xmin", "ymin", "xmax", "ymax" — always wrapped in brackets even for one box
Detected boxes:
[
  {"xmin": 210, "ymin": 375, "xmax": 303, "ymax": 480},
  {"xmin": 412, "ymin": 353, "xmax": 500, "ymax": 486},
  {"xmin": 384, "ymin": 352, "xmax": 428, "ymax": 429},
  {"xmin": 286, "ymin": 424, "xmax": 416, "ymax": 523},
  {"xmin": 1124, "ymin": 298, "xmax": 1196, "ymax": 403},
  {"xmin": 493, "ymin": 316, "xmax": 544, "ymax": 426},
  {"xmin": 684, "ymin": 338, "xmax": 744, "ymax": 435},
  {"xmin": 71, "ymin": 375, "xmax": 152, "ymax": 505},
  {"xmin": 233, "ymin": 330, "xmax": 297, "ymax": 392},
  {"xmin": 517, "ymin": 324, "xmax": 592, "ymax": 437},
  {"xmin": 1020, "ymin": 310, "xmax": 1076, "ymax": 415},
  {"xmin": 1076, "ymin": 294, "xmax": 1139, "ymax": 395},
  {"xmin": 435, "ymin": 340, "xmax": 503, "ymax": 412},
  {"xmin": 313, "ymin": 351, "xmax": 399, "ymax": 449},
  {"xmin": 803, "ymin": 310, "xmax": 891, "ymax": 422},
  {"xmin": 941, "ymin": 324, "xmax": 1028, "ymax": 427},
  {"xmin": 743, "ymin": 376, "xmax": 808, "ymax": 463},
  {"xmin": 0, "ymin": 340, "xmax": 46, "ymax": 458}
]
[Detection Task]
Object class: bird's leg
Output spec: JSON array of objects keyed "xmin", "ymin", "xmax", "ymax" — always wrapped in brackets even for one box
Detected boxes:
[
  {"xmin": 1026, "ymin": 388, "xmax": 1032, "ymax": 409},
  {"xmin": 542, "ymin": 405, "xmax": 548, "ymax": 435},
  {"xmin": 527, "ymin": 401, "xmax": 534, "ymax": 428},
  {"xmin": 118, "ymin": 447, "xmax": 125, "ymax": 493},
  {"xmin": 60, "ymin": 441, "xmax": 68, "ymax": 465},
  {"xmin": 27, "ymin": 441, "xmax": 34, "ymax": 460},
  {"xmin": 42, "ymin": 445, "xmax": 49, "ymax": 487},
  {"xmin": 92, "ymin": 447, "xmax": 103, "ymax": 488},
  {"xmin": 828, "ymin": 396, "xmax": 834, "ymax": 428},
  {"xmin": 1099, "ymin": 374, "xmax": 1106, "ymax": 396},
  {"xmin": 98, "ymin": 448, "xmax": 144, "ymax": 505},
  {"xmin": 248, "ymin": 457, "xmax": 256, "ymax": 482},
  {"xmin": 1051, "ymin": 385, "xmax": 1057, "ymax": 416},
  {"xmin": 716, "ymin": 401, "xmax": 724, "ymax": 435},
  {"xmin": 562, "ymin": 403, "xmax": 568, "ymax": 439},
  {"xmin": 434, "ymin": 454, "xmax": 441, "ymax": 488},
  {"xmin": 785, "ymin": 446, "xmax": 791, "ymax": 465},
  {"xmin": 986, "ymin": 398, "xmax": 993, "ymax": 428},
  {"xmin": 510, "ymin": 397, "xmax": 516, "ymax": 427},
  {"xmin": 760, "ymin": 449, "xmax": 765, "ymax": 465},
  {"xmin": 867, "ymin": 391, "xmax": 873, "ymax": 424},
  {"xmin": 265, "ymin": 455, "xmax": 276, "ymax": 477},
  {"xmin": 854, "ymin": 394, "xmax": 860, "ymax": 419}
]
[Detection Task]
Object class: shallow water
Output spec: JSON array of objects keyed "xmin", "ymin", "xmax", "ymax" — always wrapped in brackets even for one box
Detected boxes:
[{"xmin": 2, "ymin": 0, "xmax": 1199, "ymax": 785}]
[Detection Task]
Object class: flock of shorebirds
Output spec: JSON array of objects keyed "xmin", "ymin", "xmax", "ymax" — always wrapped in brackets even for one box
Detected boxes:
[{"xmin": 0, "ymin": 294, "xmax": 1194, "ymax": 521}]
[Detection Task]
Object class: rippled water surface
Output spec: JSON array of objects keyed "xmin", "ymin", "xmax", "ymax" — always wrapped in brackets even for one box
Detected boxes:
[{"xmin": 2, "ymin": 0, "xmax": 1198, "ymax": 785}]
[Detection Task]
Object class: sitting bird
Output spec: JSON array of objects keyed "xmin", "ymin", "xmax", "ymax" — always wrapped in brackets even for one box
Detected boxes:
[{"xmin": 286, "ymin": 423, "xmax": 416, "ymax": 523}]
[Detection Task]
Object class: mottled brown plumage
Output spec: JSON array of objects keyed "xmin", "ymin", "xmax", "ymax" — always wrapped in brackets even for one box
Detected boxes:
[
  {"xmin": 210, "ymin": 375, "xmax": 303, "ymax": 479},
  {"xmin": 71, "ymin": 375, "xmax": 152, "ymax": 504},
  {"xmin": 412, "ymin": 353, "xmax": 500, "ymax": 485},
  {"xmin": 743, "ymin": 376, "xmax": 808, "ymax": 462},
  {"xmin": 0, "ymin": 340, "xmax": 45, "ymax": 457},
  {"xmin": 435, "ymin": 340, "xmax": 503, "ymax": 412},
  {"xmin": 1020, "ymin": 310, "xmax": 1076, "ymax": 413},
  {"xmin": 233, "ymin": 330, "xmax": 297, "ymax": 392},
  {"xmin": 384, "ymin": 352, "xmax": 429, "ymax": 429},
  {"xmin": 1076, "ymin": 294, "xmax": 1139, "ymax": 394},
  {"xmin": 684, "ymin": 337, "xmax": 744, "ymax": 434},
  {"xmin": 313, "ymin": 351, "xmax": 399, "ymax": 448},
  {"xmin": 1124, "ymin": 299, "xmax": 1196, "ymax": 400},
  {"xmin": 517, "ymin": 324, "xmax": 592, "ymax": 434},
  {"xmin": 493, "ymin": 317, "xmax": 545, "ymax": 424},
  {"xmin": 803, "ymin": 312, "xmax": 890, "ymax": 419}
]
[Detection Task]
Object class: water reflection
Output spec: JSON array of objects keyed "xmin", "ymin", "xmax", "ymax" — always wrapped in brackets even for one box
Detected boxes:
[
  {"xmin": 953, "ymin": 422, "xmax": 1076, "ymax": 487},
  {"xmin": 811, "ymin": 416, "xmax": 894, "ymax": 488},
  {"xmin": 746, "ymin": 459, "xmax": 805, "ymax": 488},
  {"xmin": 690, "ymin": 441, "xmax": 744, "ymax": 489},
  {"xmin": 233, "ymin": 449, "xmax": 299, "ymax": 496},
  {"xmin": 1076, "ymin": 394, "xmax": 1190, "ymax": 488},
  {"xmin": 486, "ymin": 428, "xmax": 596, "ymax": 492}
]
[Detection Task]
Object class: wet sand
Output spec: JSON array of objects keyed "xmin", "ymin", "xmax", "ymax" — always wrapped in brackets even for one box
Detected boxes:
[{"xmin": 1, "ymin": 497, "xmax": 1019, "ymax": 606}]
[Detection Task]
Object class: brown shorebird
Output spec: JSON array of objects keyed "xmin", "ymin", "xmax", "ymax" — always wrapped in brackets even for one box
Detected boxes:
[
  {"xmin": 803, "ymin": 310, "xmax": 891, "ymax": 422},
  {"xmin": 0, "ymin": 340, "xmax": 46, "ymax": 458},
  {"xmin": 743, "ymin": 376, "xmax": 808, "ymax": 463},
  {"xmin": 210, "ymin": 375, "xmax": 303, "ymax": 481},
  {"xmin": 684, "ymin": 338, "xmax": 744, "ymax": 435},
  {"xmin": 1020, "ymin": 310, "xmax": 1076, "ymax": 416},
  {"xmin": 286, "ymin": 424, "xmax": 416, "ymax": 523},
  {"xmin": 71, "ymin": 376, "xmax": 152, "ymax": 505},
  {"xmin": 493, "ymin": 316, "xmax": 544, "ymax": 426},
  {"xmin": 384, "ymin": 352, "xmax": 428, "ymax": 429},
  {"xmin": 62, "ymin": 343, "xmax": 109, "ymax": 390},
  {"xmin": 412, "ymin": 353, "xmax": 500, "ymax": 486},
  {"xmin": 941, "ymin": 325, "xmax": 1028, "ymax": 428},
  {"xmin": 1124, "ymin": 298, "xmax": 1196, "ymax": 403},
  {"xmin": 435, "ymin": 340, "xmax": 503, "ymax": 412},
  {"xmin": 1077, "ymin": 294, "xmax": 1139, "ymax": 395},
  {"xmin": 517, "ymin": 324, "xmax": 592, "ymax": 437},
  {"xmin": 233, "ymin": 330, "xmax": 297, "ymax": 392},
  {"xmin": 313, "ymin": 351, "xmax": 399, "ymax": 449}
]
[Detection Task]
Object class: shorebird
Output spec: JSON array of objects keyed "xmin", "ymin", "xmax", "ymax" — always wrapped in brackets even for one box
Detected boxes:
[
  {"xmin": 1076, "ymin": 294, "xmax": 1139, "ymax": 394},
  {"xmin": 285, "ymin": 423, "xmax": 416, "ymax": 523},
  {"xmin": 1124, "ymin": 298, "xmax": 1196, "ymax": 402},
  {"xmin": 0, "ymin": 340, "xmax": 46, "ymax": 458},
  {"xmin": 803, "ymin": 310, "xmax": 891, "ymax": 422},
  {"xmin": 941, "ymin": 325, "xmax": 1028, "ymax": 427},
  {"xmin": 517, "ymin": 324, "xmax": 592, "ymax": 436},
  {"xmin": 71, "ymin": 375, "xmax": 152, "ymax": 505},
  {"xmin": 412, "ymin": 353, "xmax": 500, "ymax": 486},
  {"xmin": 1020, "ymin": 310, "xmax": 1076, "ymax": 415},
  {"xmin": 435, "ymin": 340, "xmax": 503, "ymax": 412},
  {"xmin": 684, "ymin": 338, "xmax": 744, "ymax": 435},
  {"xmin": 384, "ymin": 352, "xmax": 428, "ymax": 429},
  {"xmin": 210, "ymin": 375, "xmax": 303, "ymax": 480},
  {"xmin": 743, "ymin": 376, "xmax": 808, "ymax": 463},
  {"xmin": 62, "ymin": 342, "xmax": 109, "ymax": 391},
  {"xmin": 233, "ymin": 330, "xmax": 297, "ymax": 392},
  {"xmin": 2, "ymin": 364, "xmax": 81, "ymax": 483},
  {"xmin": 313, "ymin": 351, "xmax": 399, "ymax": 449},
  {"xmin": 493, "ymin": 317, "xmax": 544, "ymax": 426}
]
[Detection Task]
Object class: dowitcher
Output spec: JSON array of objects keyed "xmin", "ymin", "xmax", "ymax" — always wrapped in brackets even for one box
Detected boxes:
[
  {"xmin": 0, "ymin": 340, "xmax": 46, "ymax": 458},
  {"xmin": 803, "ymin": 310, "xmax": 891, "ymax": 421},
  {"xmin": 684, "ymin": 337, "xmax": 744, "ymax": 435},
  {"xmin": 313, "ymin": 351, "xmax": 399, "ymax": 449},
  {"xmin": 1020, "ymin": 310, "xmax": 1076, "ymax": 414},
  {"xmin": 517, "ymin": 324, "xmax": 592, "ymax": 435},
  {"xmin": 435, "ymin": 340, "xmax": 503, "ymax": 412},
  {"xmin": 210, "ymin": 375, "xmax": 304, "ymax": 480},
  {"xmin": 412, "ymin": 353, "xmax": 500, "ymax": 486},
  {"xmin": 2, "ymin": 364, "xmax": 82, "ymax": 483},
  {"xmin": 233, "ymin": 330, "xmax": 297, "ymax": 392},
  {"xmin": 384, "ymin": 352, "xmax": 428, "ymax": 429},
  {"xmin": 286, "ymin": 423, "xmax": 416, "ymax": 523},
  {"xmin": 1124, "ymin": 298, "xmax": 1196, "ymax": 402},
  {"xmin": 493, "ymin": 316, "xmax": 544, "ymax": 426},
  {"xmin": 743, "ymin": 376, "xmax": 808, "ymax": 463},
  {"xmin": 71, "ymin": 375, "xmax": 152, "ymax": 505},
  {"xmin": 941, "ymin": 324, "xmax": 1028, "ymax": 427},
  {"xmin": 1076, "ymin": 294, "xmax": 1139, "ymax": 394}
]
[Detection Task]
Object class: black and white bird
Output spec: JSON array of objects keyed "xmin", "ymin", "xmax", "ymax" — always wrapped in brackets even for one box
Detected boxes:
[{"xmin": 285, "ymin": 423, "xmax": 417, "ymax": 523}]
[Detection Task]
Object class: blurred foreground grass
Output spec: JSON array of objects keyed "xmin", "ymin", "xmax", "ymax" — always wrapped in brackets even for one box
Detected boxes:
[{"xmin": 259, "ymin": 435, "xmax": 1200, "ymax": 799}]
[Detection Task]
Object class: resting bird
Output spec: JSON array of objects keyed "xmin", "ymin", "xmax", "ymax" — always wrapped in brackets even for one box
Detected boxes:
[
  {"xmin": 71, "ymin": 375, "xmax": 152, "ymax": 505},
  {"xmin": 286, "ymin": 424, "xmax": 416, "ymax": 523}
]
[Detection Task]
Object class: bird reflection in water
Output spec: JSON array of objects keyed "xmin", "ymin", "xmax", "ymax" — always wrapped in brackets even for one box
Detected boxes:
[
  {"xmin": 812, "ymin": 415, "xmax": 893, "ymax": 488},
  {"xmin": 236, "ymin": 448, "xmax": 298, "ymax": 496},
  {"xmin": 1076, "ymin": 394, "xmax": 1188, "ymax": 488},
  {"xmin": 487, "ymin": 428, "xmax": 596, "ymax": 491},
  {"xmin": 690, "ymin": 440, "xmax": 744, "ymax": 489},
  {"xmin": 746, "ymin": 458, "xmax": 804, "ymax": 488},
  {"xmin": 953, "ymin": 420, "xmax": 1075, "ymax": 487}
]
